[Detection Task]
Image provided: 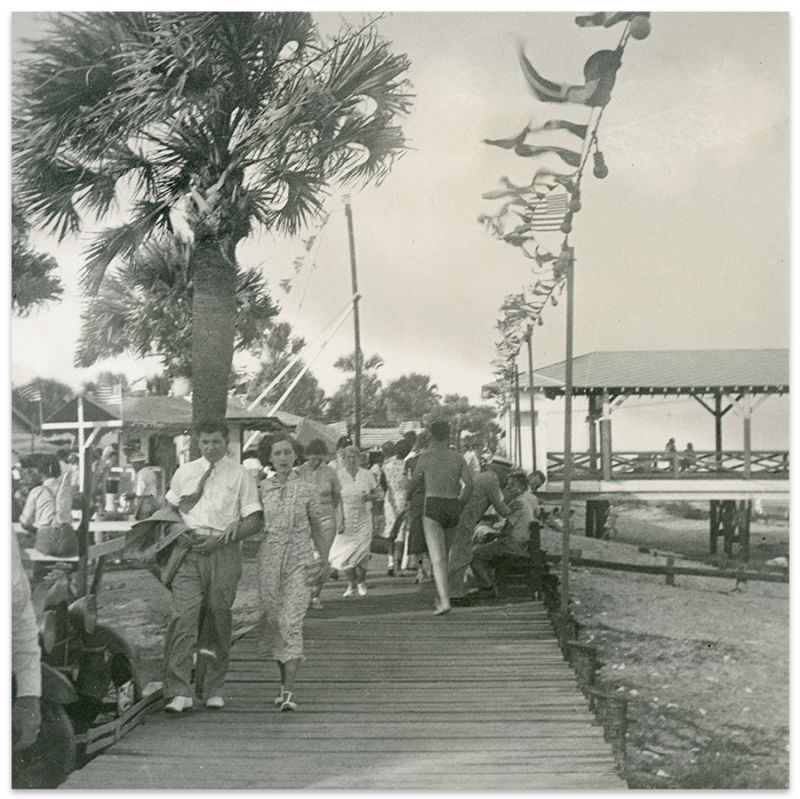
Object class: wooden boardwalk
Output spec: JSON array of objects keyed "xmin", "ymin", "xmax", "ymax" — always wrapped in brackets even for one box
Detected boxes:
[{"xmin": 63, "ymin": 576, "xmax": 626, "ymax": 789}]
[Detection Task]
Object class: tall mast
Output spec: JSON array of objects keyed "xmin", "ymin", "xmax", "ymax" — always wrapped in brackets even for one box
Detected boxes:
[{"xmin": 343, "ymin": 196, "xmax": 362, "ymax": 448}]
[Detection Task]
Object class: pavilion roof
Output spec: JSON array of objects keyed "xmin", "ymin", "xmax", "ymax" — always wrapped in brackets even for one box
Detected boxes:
[
  {"xmin": 485, "ymin": 349, "xmax": 789, "ymax": 397},
  {"xmin": 43, "ymin": 394, "xmax": 286, "ymax": 431}
]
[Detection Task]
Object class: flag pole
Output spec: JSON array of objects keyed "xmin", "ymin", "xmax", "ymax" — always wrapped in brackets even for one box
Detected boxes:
[
  {"xmin": 526, "ymin": 325, "xmax": 537, "ymax": 472},
  {"xmin": 560, "ymin": 246, "xmax": 575, "ymax": 646}
]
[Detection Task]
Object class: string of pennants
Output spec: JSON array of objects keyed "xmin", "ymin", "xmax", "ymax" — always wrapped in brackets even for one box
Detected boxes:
[
  {"xmin": 481, "ymin": 11, "xmax": 652, "ymax": 411},
  {"xmin": 278, "ymin": 210, "xmax": 331, "ymax": 295}
]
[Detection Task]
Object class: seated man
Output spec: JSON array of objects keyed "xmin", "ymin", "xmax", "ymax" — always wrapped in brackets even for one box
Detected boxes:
[{"xmin": 470, "ymin": 471, "xmax": 538, "ymax": 593}]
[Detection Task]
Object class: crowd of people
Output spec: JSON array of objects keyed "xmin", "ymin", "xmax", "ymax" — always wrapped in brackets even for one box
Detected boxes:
[
  {"xmin": 13, "ymin": 419, "xmax": 547, "ymax": 721},
  {"xmin": 148, "ymin": 419, "xmax": 548, "ymax": 716}
]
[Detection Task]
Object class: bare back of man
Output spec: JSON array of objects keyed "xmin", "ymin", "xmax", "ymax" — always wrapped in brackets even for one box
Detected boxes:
[{"xmin": 414, "ymin": 447, "xmax": 468, "ymax": 499}]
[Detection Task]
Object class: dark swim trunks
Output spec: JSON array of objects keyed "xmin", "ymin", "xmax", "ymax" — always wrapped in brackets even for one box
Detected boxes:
[{"xmin": 424, "ymin": 497, "xmax": 461, "ymax": 530}]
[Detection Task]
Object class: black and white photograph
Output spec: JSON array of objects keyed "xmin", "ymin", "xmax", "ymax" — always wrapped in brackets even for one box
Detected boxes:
[{"xmin": 8, "ymin": 6, "xmax": 791, "ymax": 790}]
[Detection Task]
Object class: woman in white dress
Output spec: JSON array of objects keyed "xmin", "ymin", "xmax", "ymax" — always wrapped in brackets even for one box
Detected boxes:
[{"xmin": 328, "ymin": 445, "xmax": 381, "ymax": 597}]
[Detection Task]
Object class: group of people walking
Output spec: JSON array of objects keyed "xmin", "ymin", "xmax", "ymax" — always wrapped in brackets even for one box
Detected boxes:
[{"xmin": 157, "ymin": 419, "xmax": 538, "ymax": 716}]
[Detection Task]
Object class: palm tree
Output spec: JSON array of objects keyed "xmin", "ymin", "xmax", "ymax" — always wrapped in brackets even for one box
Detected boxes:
[
  {"xmin": 75, "ymin": 235, "xmax": 279, "ymax": 382},
  {"xmin": 12, "ymin": 202, "xmax": 63, "ymax": 316},
  {"xmin": 13, "ymin": 12, "xmax": 411, "ymax": 424}
]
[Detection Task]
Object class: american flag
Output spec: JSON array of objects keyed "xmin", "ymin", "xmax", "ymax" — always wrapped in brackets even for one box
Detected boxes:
[
  {"xmin": 18, "ymin": 385, "xmax": 42, "ymax": 402},
  {"xmin": 95, "ymin": 384, "xmax": 123, "ymax": 406},
  {"xmin": 529, "ymin": 191, "xmax": 569, "ymax": 231}
]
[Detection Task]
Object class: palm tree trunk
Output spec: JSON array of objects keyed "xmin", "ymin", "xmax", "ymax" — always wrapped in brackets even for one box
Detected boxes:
[{"xmin": 190, "ymin": 237, "xmax": 237, "ymax": 430}]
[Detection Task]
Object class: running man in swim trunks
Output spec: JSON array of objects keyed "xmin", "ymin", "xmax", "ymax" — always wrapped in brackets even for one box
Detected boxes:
[{"xmin": 407, "ymin": 421, "xmax": 473, "ymax": 615}]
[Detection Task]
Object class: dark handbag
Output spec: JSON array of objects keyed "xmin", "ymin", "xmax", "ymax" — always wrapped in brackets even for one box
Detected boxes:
[
  {"xmin": 370, "ymin": 507, "xmax": 407, "ymax": 554},
  {"xmin": 34, "ymin": 524, "xmax": 79, "ymax": 558}
]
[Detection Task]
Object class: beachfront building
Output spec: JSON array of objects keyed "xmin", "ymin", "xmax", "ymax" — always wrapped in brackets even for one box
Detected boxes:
[
  {"xmin": 486, "ymin": 349, "xmax": 789, "ymax": 550},
  {"xmin": 41, "ymin": 393, "xmax": 289, "ymax": 492}
]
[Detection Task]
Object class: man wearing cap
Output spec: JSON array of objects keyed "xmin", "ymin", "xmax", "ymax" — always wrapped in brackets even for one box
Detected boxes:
[
  {"xmin": 447, "ymin": 455, "xmax": 514, "ymax": 606},
  {"xmin": 162, "ymin": 421, "xmax": 263, "ymax": 713},
  {"xmin": 470, "ymin": 470, "xmax": 539, "ymax": 594}
]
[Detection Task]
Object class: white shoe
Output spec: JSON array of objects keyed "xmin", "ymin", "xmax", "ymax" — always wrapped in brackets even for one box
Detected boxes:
[
  {"xmin": 357, "ymin": 583, "xmax": 368, "ymax": 597},
  {"xmin": 310, "ymin": 596, "xmax": 324, "ymax": 610},
  {"xmin": 280, "ymin": 691, "xmax": 298, "ymax": 712},
  {"xmin": 165, "ymin": 696, "xmax": 193, "ymax": 713},
  {"xmin": 205, "ymin": 696, "xmax": 224, "ymax": 710},
  {"xmin": 343, "ymin": 585, "xmax": 356, "ymax": 597}
]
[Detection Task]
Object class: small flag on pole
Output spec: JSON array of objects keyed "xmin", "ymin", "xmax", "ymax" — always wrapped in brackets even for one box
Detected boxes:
[
  {"xmin": 95, "ymin": 384, "xmax": 123, "ymax": 406},
  {"xmin": 18, "ymin": 385, "xmax": 42, "ymax": 402},
  {"xmin": 529, "ymin": 192, "xmax": 569, "ymax": 231}
]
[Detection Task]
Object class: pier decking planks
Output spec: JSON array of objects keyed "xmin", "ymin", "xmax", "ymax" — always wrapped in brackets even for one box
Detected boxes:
[{"xmin": 63, "ymin": 579, "xmax": 626, "ymax": 789}]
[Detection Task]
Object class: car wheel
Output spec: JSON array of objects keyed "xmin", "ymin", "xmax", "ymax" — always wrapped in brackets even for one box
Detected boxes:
[{"xmin": 12, "ymin": 699, "xmax": 77, "ymax": 788}]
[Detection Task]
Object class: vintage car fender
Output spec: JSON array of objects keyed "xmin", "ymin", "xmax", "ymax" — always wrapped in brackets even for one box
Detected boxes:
[{"xmin": 41, "ymin": 662, "xmax": 79, "ymax": 705}]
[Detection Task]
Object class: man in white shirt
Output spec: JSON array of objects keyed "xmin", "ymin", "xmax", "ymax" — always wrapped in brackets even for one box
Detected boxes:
[
  {"xmin": 129, "ymin": 451, "xmax": 160, "ymax": 520},
  {"xmin": 462, "ymin": 436, "xmax": 482, "ymax": 476},
  {"xmin": 18, "ymin": 455, "xmax": 71, "ymax": 533},
  {"xmin": 162, "ymin": 421, "xmax": 262, "ymax": 713}
]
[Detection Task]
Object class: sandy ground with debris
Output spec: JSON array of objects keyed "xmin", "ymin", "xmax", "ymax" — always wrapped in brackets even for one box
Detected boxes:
[{"xmin": 541, "ymin": 501, "xmax": 789, "ymax": 788}]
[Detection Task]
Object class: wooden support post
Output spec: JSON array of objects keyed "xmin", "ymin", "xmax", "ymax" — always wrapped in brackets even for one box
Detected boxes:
[
  {"xmin": 665, "ymin": 556, "xmax": 675, "ymax": 586},
  {"xmin": 709, "ymin": 500, "xmax": 719, "ymax": 555},
  {"xmin": 739, "ymin": 500, "xmax": 751, "ymax": 564},
  {"xmin": 743, "ymin": 393, "xmax": 753, "ymax": 479},
  {"xmin": 714, "ymin": 392, "xmax": 723, "ymax": 470},
  {"xmin": 600, "ymin": 392, "xmax": 612, "ymax": 481},
  {"xmin": 77, "ymin": 399, "xmax": 91, "ymax": 599},
  {"xmin": 722, "ymin": 501, "xmax": 734, "ymax": 558},
  {"xmin": 587, "ymin": 392, "xmax": 600, "ymax": 472}
]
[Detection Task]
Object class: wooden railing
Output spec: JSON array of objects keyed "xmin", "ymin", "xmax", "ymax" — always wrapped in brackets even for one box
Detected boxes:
[{"xmin": 547, "ymin": 450, "xmax": 789, "ymax": 480}]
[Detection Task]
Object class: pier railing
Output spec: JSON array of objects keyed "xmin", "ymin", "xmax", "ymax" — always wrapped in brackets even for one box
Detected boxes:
[{"xmin": 546, "ymin": 450, "xmax": 789, "ymax": 480}]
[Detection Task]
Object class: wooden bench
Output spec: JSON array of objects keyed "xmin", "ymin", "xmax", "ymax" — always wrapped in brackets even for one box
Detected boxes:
[
  {"xmin": 493, "ymin": 522, "xmax": 550, "ymax": 599},
  {"xmin": 21, "ymin": 536, "xmax": 127, "ymax": 582}
]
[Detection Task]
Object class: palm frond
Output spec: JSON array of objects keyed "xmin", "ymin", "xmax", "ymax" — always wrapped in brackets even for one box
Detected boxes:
[
  {"xmin": 321, "ymin": 26, "xmax": 412, "ymax": 118},
  {"xmin": 81, "ymin": 213, "xmax": 157, "ymax": 294}
]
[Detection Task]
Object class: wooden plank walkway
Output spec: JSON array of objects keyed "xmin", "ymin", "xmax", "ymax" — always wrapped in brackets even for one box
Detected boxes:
[{"xmin": 63, "ymin": 575, "xmax": 626, "ymax": 789}]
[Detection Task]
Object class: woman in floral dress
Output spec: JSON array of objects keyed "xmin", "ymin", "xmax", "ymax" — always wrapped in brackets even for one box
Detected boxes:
[
  {"xmin": 328, "ymin": 445, "xmax": 381, "ymax": 597},
  {"xmin": 257, "ymin": 433, "xmax": 325, "ymax": 712}
]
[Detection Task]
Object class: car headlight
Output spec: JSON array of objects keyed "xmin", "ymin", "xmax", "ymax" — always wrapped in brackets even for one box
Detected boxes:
[
  {"xmin": 68, "ymin": 594, "xmax": 98, "ymax": 635},
  {"xmin": 40, "ymin": 610, "xmax": 58, "ymax": 654}
]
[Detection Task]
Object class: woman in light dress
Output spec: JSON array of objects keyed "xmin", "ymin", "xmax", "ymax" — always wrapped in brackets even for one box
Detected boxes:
[
  {"xmin": 296, "ymin": 438, "xmax": 343, "ymax": 610},
  {"xmin": 328, "ymin": 445, "xmax": 382, "ymax": 597},
  {"xmin": 257, "ymin": 433, "xmax": 326, "ymax": 712}
]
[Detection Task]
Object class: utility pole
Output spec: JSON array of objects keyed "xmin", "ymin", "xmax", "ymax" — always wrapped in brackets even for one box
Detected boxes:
[
  {"xmin": 560, "ymin": 246, "xmax": 575, "ymax": 644},
  {"xmin": 526, "ymin": 326, "xmax": 537, "ymax": 472},
  {"xmin": 513, "ymin": 366, "xmax": 522, "ymax": 465},
  {"xmin": 343, "ymin": 196, "xmax": 362, "ymax": 448}
]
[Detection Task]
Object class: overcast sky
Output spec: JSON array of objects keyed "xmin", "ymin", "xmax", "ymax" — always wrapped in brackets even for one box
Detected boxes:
[{"xmin": 7, "ymin": 7, "xmax": 792, "ymax": 407}]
